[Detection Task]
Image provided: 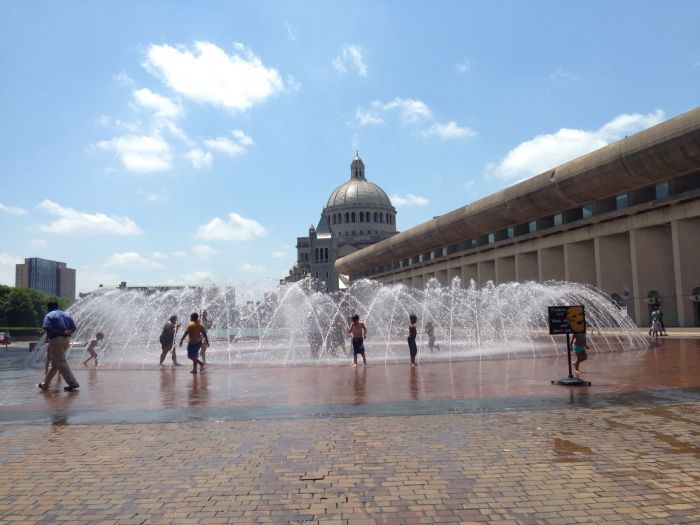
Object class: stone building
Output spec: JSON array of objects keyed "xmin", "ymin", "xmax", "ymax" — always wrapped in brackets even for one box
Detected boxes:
[
  {"xmin": 336, "ymin": 108, "xmax": 700, "ymax": 327},
  {"xmin": 284, "ymin": 153, "xmax": 397, "ymax": 292}
]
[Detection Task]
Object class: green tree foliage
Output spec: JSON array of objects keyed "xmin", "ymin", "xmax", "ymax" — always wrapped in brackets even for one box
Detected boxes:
[{"xmin": 0, "ymin": 286, "xmax": 72, "ymax": 327}]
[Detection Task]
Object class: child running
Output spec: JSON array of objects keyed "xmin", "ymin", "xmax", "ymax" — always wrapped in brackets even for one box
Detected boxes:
[
  {"xmin": 408, "ymin": 314, "xmax": 418, "ymax": 366},
  {"xmin": 425, "ymin": 321, "xmax": 440, "ymax": 352},
  {"xmin": 179, "ymin": 312, "xmax": 209, "ymax": 374},
  {"xmin": 348, "ymin": 314, "xmax": 367, "ymax": 368},
  {"xmin": 571, "ymin": 332, "xmax": 588, "ymax": 377},
  {"xmin": 650, "ymin": 317, "xmax": 661, "ymax": 340},
  {"xmin": 82, "ymin": 332, "xmax": 104, "ymax": 367}
]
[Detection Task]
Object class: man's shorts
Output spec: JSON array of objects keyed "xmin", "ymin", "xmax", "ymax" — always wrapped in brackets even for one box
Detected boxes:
[
  {"xmin": 572, "ymin": 344, "xmax": 587, "ymax": 359},
  {"xmin": 352, "ymin": 338, "xmax": 365, "ymax": 355},
  {"xmin": 187, "ymin": 341, "xmax": 203, "ymax": 360}
]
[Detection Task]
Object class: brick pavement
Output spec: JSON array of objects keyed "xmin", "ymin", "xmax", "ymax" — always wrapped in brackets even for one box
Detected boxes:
[{"xmin": 1, "ymin": 402, "xmax": 699, "ymax": 524}]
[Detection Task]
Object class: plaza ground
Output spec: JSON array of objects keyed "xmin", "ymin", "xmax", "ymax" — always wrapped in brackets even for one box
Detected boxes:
[{"xmin": 0, "ymin": 338, "xmax": 699, "ymax": 524}]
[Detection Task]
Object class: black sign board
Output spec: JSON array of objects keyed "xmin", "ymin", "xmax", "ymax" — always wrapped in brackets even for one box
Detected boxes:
[{"xmin": 548, "ymin": 305, "xmax": 586, "ymax": 335}]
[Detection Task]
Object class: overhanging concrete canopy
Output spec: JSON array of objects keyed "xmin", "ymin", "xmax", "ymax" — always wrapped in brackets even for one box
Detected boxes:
[{"xmin": 335, "ymin": 107, "xmax": 700, "ymax": 276}]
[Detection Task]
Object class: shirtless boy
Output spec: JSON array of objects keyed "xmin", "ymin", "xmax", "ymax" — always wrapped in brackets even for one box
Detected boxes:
[
  {"xmin": 82, "ymin": 331, "xmax": 104, "ymax": 367},
  {"xmin": 179, "ymin": 312, "xmax": 209, "ymax": 374},
  {"xmin": 347, "ymin": 314, "xmax": 367, "ymax": 368}
]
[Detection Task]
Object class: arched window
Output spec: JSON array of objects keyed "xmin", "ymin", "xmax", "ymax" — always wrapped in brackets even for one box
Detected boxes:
[
  {"xmin": 325, "ymin": 270, "xmax": 329, "ymax": 279},
  {"xmin": 379, "ymin": 213, "xmax": 383, "ymax": 223},
  {"xmin": 332, "ymin": 215, "xmax": 336, "ymax": 225},
  {"xmin": 345, "ymin": 212, "xmax": 349, "ymax": 223},
  {"xmin": 314, "ymin": 248, "xmax": 318, "ymax": 261},
  {"xmin": 351, "ymin": 212, "xmax": 356, "ymax": 223},
  {"xmin": 359, "ymin": 211, "xmax": 364, "ymax": 222},
  {"xmin": 324, "ymin": 247, "xmax": 329, "ymax": 260}
]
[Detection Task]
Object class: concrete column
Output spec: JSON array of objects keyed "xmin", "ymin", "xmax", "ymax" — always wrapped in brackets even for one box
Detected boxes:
[
  {"xmin": 515, "ymin": 252, "xmax": 538, "ymax": 282},
  {"xmin": 495, "ymin": 256, "xmax": 516, "ymax": 284},
  {"xmin": 478, "ymin": 260, "xmax": 496, "ymax": 286},
  {"xmin": 564, "ymin": 240, "xmax": 596, "ymax": 286},
  {"xmin": 595, "ymin": 233, "xmax": 635, "ymax": 322},
  {"xmin": 539, "ymin": 246, "xmax": 565, "ymax": 282},
  {"xmin": 411, "ymin": 274, "xmax": 423, "ymax": 290},
  {"xmin": 447, "ymin": 266, "xmax": 461, "ymax": 286},
  {"xmin": 436, "ymin": 269, "xmax": 448, "ymax": 286},
  {"xmin": 672, "ymin": 218, "xmax": 700, "ymax": 326},
  {"xmin": 461, "ymin": 263, "xmax": 478, "ymax": 287},
  {"xmin": 630, "ymin": 225, "xmax": 677, "ymax": 326}
]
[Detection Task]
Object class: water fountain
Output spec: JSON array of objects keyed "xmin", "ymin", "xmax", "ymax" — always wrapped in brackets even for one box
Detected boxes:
[{"xmin": 27, "ymin": 277, "xmax": 645, "ymax": 368}]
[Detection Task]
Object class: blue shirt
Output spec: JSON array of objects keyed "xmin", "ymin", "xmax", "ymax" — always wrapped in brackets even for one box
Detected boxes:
[{"xmin": 42, "ymin": 310, "xmax": 76, "ymax": 337}]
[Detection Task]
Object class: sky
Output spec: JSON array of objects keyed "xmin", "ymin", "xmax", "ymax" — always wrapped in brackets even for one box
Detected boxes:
[{"xmin": 1, "ymin": 1, "xmax": 699, "ymax": 295}]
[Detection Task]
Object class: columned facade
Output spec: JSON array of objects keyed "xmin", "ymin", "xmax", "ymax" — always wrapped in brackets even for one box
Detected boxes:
[{"xmin": 336, "ymin": 108, "xmax": 700, "ymax": 326}]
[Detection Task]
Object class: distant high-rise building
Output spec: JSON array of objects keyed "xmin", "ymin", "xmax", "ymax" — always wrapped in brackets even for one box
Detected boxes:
[{"xmin": 15, "ymin": 258, "xmax": 76, "ymax": 300}]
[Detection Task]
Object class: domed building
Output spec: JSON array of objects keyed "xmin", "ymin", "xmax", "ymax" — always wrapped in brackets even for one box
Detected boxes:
[{"xmin": 284, "ymin": 153, "xmax": 398, "ymax": 291}]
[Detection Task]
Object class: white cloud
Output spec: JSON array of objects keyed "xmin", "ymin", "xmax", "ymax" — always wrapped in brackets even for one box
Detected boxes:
[
  {"xmin": 193, "ymin": 244, "xmax": 218, "ymax": 259},
  {"xmin": 486, "ymin": 109, "xmax": 666, "ymax": 180},
  {"xmin": 332, "ymin": 44, "xmax": 368, "ymax": 77},
  {"xmin": 0, "ymin": 252, "xmax": 21, "ymax": 286},
  {"xmin": 143, "ymin": 41, "xmax": 285, "ymax": 111},
  {"xmin": 423, "ymin": 121, "xmax": 477, "ymax": 140},
  {"xmin": 204, "ymin": 129, "xmax": 254, "ymax": 158},
  {"xmin": 455, "ymin": 59, "xmax": 471, "ymax": 73},
  {"xmin": 465, "ymin": 180, "xmax": 476, "ymax": 189},
  {"xmin": 97, "ymin": 133, "xmax": 171, "ymax": 173},
  {"xmin": 29, "ymin": 239, "xmax": 48, "ymax": 249},
  {"xmin": 0, "ymin": 203, "xmax": 27, "ymax": 215},
  {"xmin": 36, "ymin": 200, "xmax": 142, "ymax": 235},
  {"xmin": 240, "ymin": 263, "xmax": 266, "ymax": 273},
  {"xmin": 390, "ymin": 193, "xmax": 430, "ymax": 207},
  {"xmin": 132, "ymin": 88, "xmax": 182, "ymax": 119},
  {"xmin": 104, "ymin": 252, "xmax": 162, "ymax": 269},
  {"xmin": 113, "ymin": 72, "xmax": 135, "ymax": 87},
  {"xmin": 182, "ymin": 270, "xmax": 212, "ymax": 283},
  {"xmin": 196, "ymin": 212, "xmax": 266, "ymax": 241},
  {"xmin": 138, "ymin": 188, "xmax": 170, "ymax": 203},
  {"xmin": 186, "ymin": 148, "xmax": 213, "ymax": 169},
  {"xmin": 284, "ymin": 22, "xmax": 297, "ymax": 42},
  {"xmin": 151, "ymin": 250, "xmax": 186, "ymax": 260},
  {"xmin": 355, "ymin": 98, "xmax": 432, "ymax": 127}
]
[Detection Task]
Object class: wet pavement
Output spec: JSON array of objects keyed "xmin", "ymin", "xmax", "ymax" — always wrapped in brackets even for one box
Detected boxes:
[
  {"xmin": 1, "ymin": 338, "xmax": 699, "ymax": 523},
  {"xmin": 0, "ymin": 338, "xmax": 699, "ymax": 425}
]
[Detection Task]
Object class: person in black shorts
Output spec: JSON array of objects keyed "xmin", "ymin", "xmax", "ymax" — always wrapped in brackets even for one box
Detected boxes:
[
  {"xmin": 407, "ymin": 314, "xmax": 418, "ymax": 366},
  {"xmin": 347, "ymin": 314, "xmax": 367, "ymax": 368}
]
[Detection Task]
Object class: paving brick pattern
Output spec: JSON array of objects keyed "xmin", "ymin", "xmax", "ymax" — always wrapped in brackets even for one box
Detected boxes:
[{"xmin": 1, "ymin": 403, "xmax": 699, "ymax": 524}]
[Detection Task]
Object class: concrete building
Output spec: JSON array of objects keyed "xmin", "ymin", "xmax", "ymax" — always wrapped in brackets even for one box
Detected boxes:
[
  {"xmin": 336, "ymin": 108, "xmax": 700, "ymax": 327},
  {"xmin": 284, "ymin": 153, "xmax": 397, "ymax": 291},
  {"xmin": 15, "ymin": 257, "xmax": 76, "ymax": 300}
]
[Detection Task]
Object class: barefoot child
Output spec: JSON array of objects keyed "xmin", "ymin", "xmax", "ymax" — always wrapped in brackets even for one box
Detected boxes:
[
  {"xmin": 82, "ymin": 332, "xmax": 104, "ymax": 367},
  {"xmin": 572, "ymin": 332, "xmax": 588, "ymax": 376},
  {"xmin": 348, "ymin": 314, "xmax": 367, "ymax": 367},
  {"xmin": 407, "ymin": 314, "xmax": 418, "ymax": 366},
  {"xmin": 425, "ymin": 321, "xmax": 440, "ymax": 352},
  {"xmin": 179, "ymin": 312, "xmax": 209, "ymax": 374}
]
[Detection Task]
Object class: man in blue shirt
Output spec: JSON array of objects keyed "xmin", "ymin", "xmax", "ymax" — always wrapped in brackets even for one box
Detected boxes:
[{"xmin": 37, "ymin": 301, "xmax": 80, "ymax": 392}]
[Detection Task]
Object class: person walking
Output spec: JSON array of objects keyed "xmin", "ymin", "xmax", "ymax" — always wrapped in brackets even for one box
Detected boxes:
[
  {"xmin": 407, "ymin": 314, "xmax": 418, "ymax": 366},
  {"xmin": 159, "ymin": 315, "xmax": 181, "ymax": 366},
  {"xmin": 37, "ymin": 301, "xmax": 80, "ymax": 392},
  {"xmin": 179, "ymin": 312, "xmax": 209, "ymax": 374}
]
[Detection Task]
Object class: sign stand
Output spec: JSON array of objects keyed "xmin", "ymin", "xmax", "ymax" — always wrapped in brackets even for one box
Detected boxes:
[
  {"xmin": 551, "ymin": 333, "xmax": 591, "ymax": 386},
  {"xmin": 548, "ymin": 305, "xmax": 592, "ymax": 387}
]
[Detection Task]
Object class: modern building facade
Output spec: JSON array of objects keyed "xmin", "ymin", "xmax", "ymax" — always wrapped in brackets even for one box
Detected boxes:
[
  {"xmin": 336, "ymin": 108, "xmax": 700, "ymax": 327},
  {"xmin": 15, "ymin": 257, "xmax": 76, "ymax": 300},
  {"xmin": 284, "ymin": 153, "xmax": 398, "ymax": 291}
]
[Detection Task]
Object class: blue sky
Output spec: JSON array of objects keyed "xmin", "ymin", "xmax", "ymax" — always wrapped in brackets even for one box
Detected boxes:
[{"xmin": 1, "ymin": 1, "xmax": 699, "ymax": 294}]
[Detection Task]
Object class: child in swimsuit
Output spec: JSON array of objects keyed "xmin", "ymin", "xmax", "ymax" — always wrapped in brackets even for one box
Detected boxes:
[
  {"xmin": 82, "ymin": 332, "xmax": 104, "ymax": 367},
  {"xmin": 572, "ymin": 332, "xmax": 588, "ymax": 376},
  {"xmin": 347, "ymin": 314, "xmax": 367, "ymax": 368}
]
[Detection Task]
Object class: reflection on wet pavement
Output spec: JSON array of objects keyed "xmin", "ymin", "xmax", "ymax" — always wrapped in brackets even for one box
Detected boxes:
[{"xmin": 0, "ymin": 338, "xmax": 698, "ymax": 425}]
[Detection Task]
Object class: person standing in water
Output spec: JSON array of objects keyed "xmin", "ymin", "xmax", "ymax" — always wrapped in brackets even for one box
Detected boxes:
[
  {"xmin": 199, "ymin": 309, "xmax": 212, "ymax": 363},
  {"xmin": 37, "ymin": 301, "xmax": 80, "ymax": 392},
  {"xmin": 179, "ymin": 312, "xmax": 209, "ymax": 374},
  {"xmin": 348, "ymin": 314, "xmax": 367, "ymax": 368},
  {"xmin": 425, "ymin": 321, "xmax": 440, "ymax": 352},
  {"xmin": 407, "ymin": 314, "xmax": 418, "ymax": 366},
  {"xmin": 159, "ymin": 315, "xmax": 181, "ymax": 366},
  {"xmin": 572, "ymin": 332, "xmax": 589, "ymax": 377},
  {"xmin": 82, "ymin": 331, "xmax": 104, "ymax": 367}
]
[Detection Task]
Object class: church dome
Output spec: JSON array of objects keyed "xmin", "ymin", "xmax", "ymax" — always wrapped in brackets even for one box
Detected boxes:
[{"xmin": 325, "ymin": 153, "xmax": 394, "ymax": 209}]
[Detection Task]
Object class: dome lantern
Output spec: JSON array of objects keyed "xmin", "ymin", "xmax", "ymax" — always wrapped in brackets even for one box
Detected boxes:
[{"xmin": 350, "ymin": 151, "xmax": 366, "ymax": 180}]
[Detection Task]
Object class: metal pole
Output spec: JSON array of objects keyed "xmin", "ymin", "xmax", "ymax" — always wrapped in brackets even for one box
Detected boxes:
[{"xmin": 566, "ymin": 333, "xmax": 573, "ymax": 378}]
